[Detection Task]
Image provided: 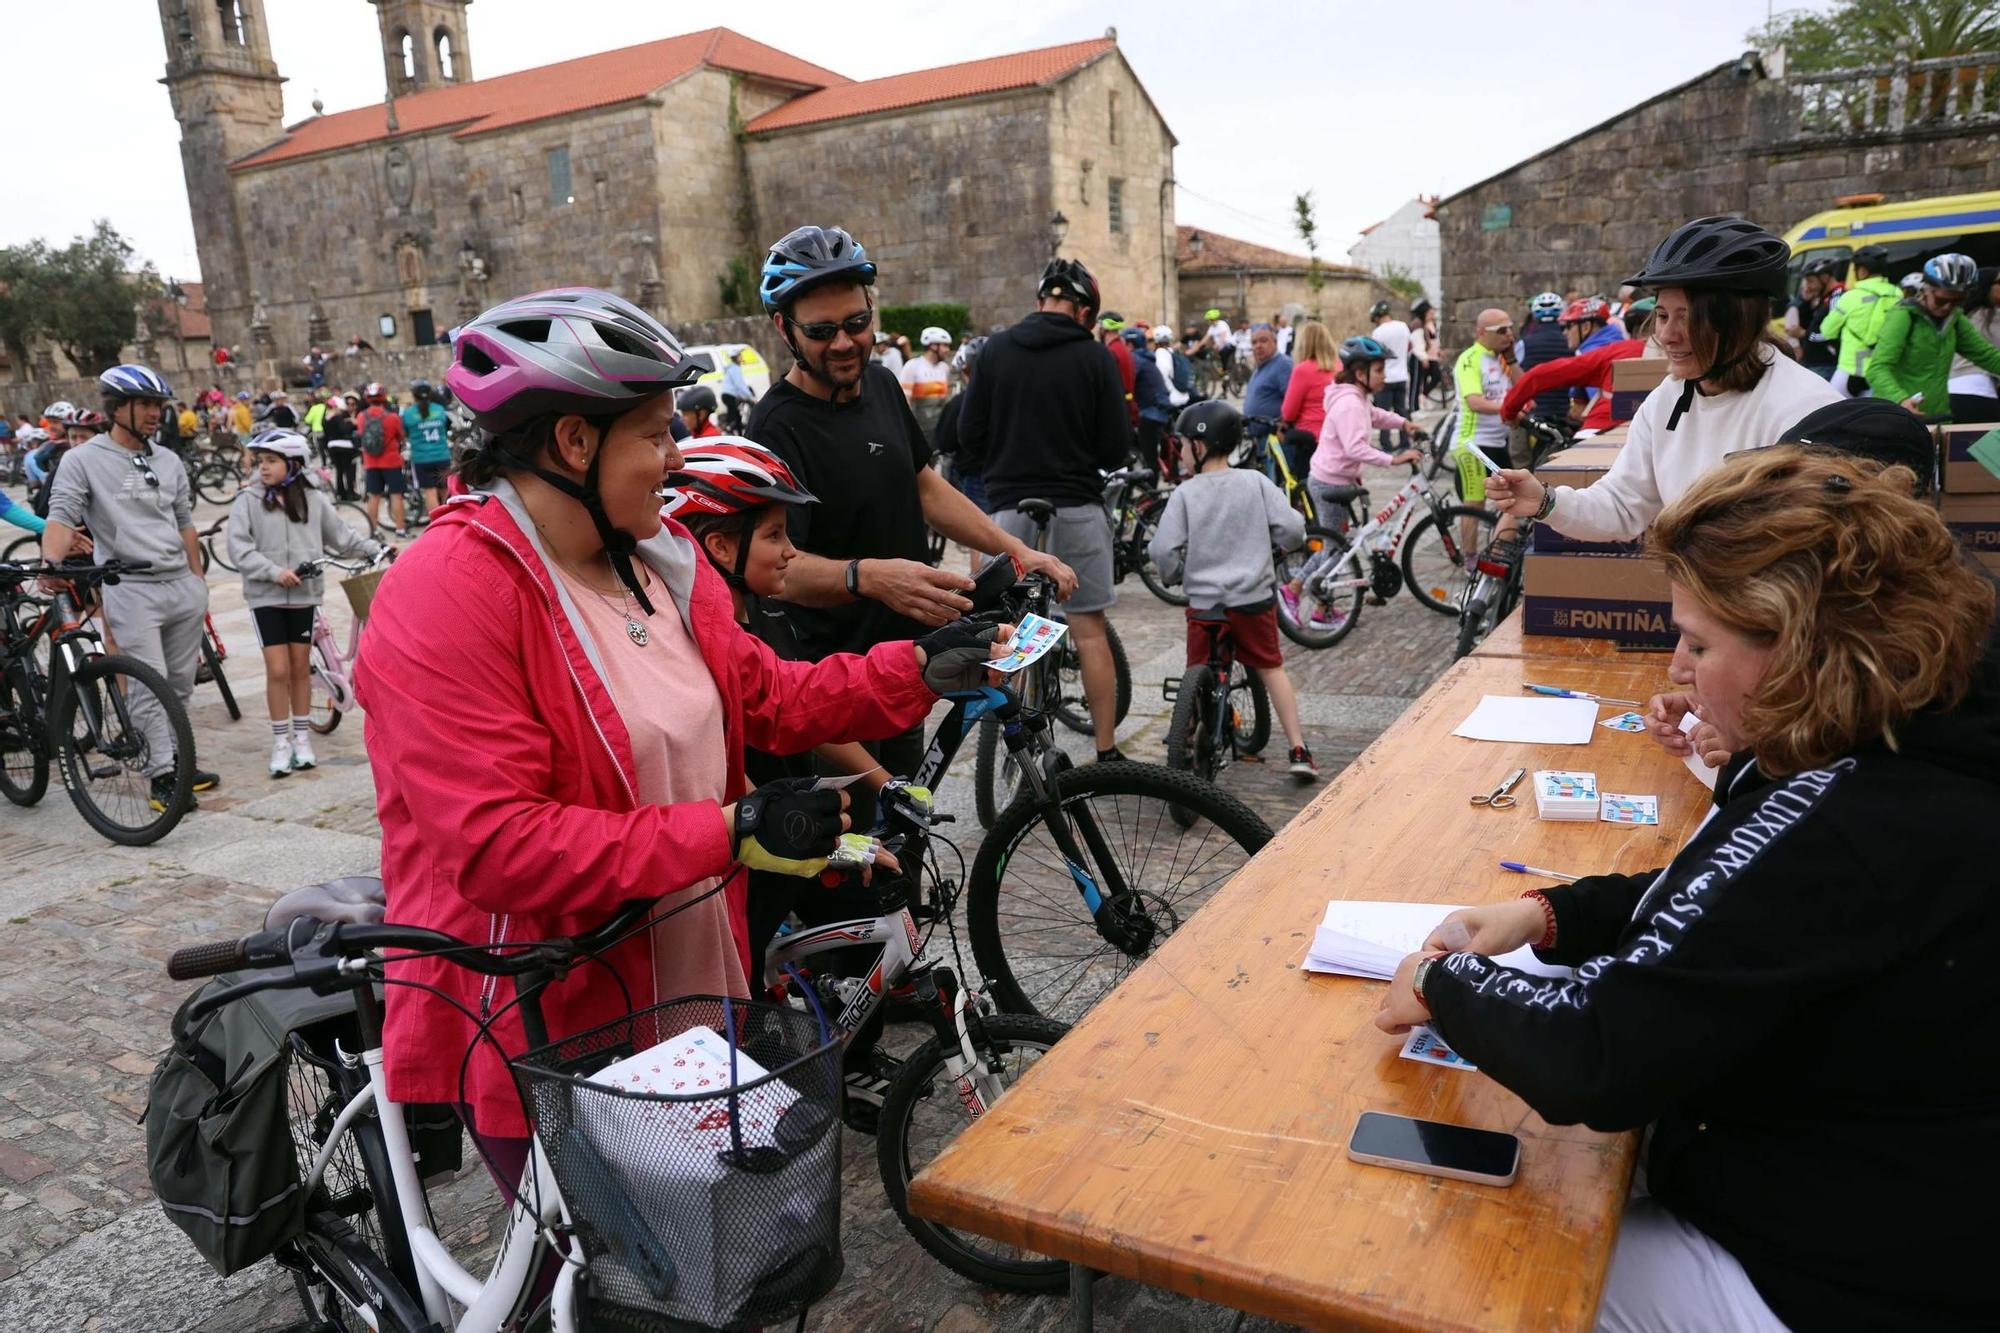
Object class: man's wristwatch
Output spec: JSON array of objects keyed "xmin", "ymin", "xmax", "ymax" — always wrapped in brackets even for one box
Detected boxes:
[{"xmin": 844, "ymin": 558, "xmax": 863, "ymax": 598}]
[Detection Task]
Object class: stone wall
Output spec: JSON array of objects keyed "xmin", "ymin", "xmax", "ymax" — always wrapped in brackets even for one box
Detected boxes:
[
  {"xmin": 1178, "ymin": 270, "xmax": 1395, "ymax": 341},
  {"xmin": 743, "ymin": 90, "xmax": 1056, "ymax": 329},
  {"xmin": 1047, "ymin": 51, "xmax": 1177, "ymax": 327},
  {"xmin": 1437, "ymin": 62, "xmax": 2000, "ymax": 341}
]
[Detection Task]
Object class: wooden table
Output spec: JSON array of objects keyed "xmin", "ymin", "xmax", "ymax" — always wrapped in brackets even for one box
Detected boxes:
[
  {"xmin": 909, "ymin": 653, "xmax": 1714, "ymax": 1331},
  {"xmin": 1470, "ymin": 610, "xmax": 1674, "ymax": 664}
]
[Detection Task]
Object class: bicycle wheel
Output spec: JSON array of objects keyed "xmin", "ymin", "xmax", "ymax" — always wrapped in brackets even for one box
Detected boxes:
[
  {"xmin": 49, "ymin": 653, "xmax": 194, "ymax": 844},
  {"xmin": 199, "ymin": 633, "xmax": 241, "ymax": 721},
  {"xmin": 3, "ymin": 534, "xmax": 38, "ymax": 564},
  {"xmin": 968, "ymin": 761, "xmax": 1271, "ymax": 1021},
  {"xmin": 290, "ymin": 1214, "xmax": 430, "ymax": 1333},
  {"xmin": 1051, "ymin": 621, "xmax": 1131, "ymax": 735},
  {"xmin": 206, "ymin": 534, "xmax": 238, "ymax": 573},
  {"xmin": 1132, "ymin": 495, "xmax": 1188, "ymax": 607},
  {"xmin": 877, "ymin": 1014, "xmax": 1073, "ymax": 1292},
  {"xmin": 1403, "ymin": 506, "xmax": 1496, "ymax": 616},
  {"xmin": 1228, "ymin": 662, "xmax": 1272, "ymax": 757},
  {"xmin": 308, "ymin": 641, "xmax": 345, "ymax": 736},
  {"xmin": 1275, "ymin": 529, "xmax": 1362, "ymax": 649},
  {"xmin": 972, "ymin": 717, "xmax": 1027, "ymax": 831},
  {"xmin": 194, "ymin": 463, "xmax": 240, "ymax": 507},
  {"xmin": 0, "ymin": 663, "xmax": 49, "ymax": 806},
  {"xmin": 335, "ymin": 500, "xmax": 378, "ymax": 538},
  {"xmin": 1455, "ymin": 575, "xmax": 1504, "ymax": 660},
  {"xmin": 1163, "ymin": 666, "xmax": 1218, "ymax": 830}
]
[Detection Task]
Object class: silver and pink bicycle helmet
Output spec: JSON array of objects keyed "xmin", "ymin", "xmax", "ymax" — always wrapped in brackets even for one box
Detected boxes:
[{"xmin": 447, "ymin": 288, "xmax": 697, "ymax": 434}]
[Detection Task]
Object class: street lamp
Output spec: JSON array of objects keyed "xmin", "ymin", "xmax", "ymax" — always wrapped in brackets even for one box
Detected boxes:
[
  {"xmin": 1048, "ymin": 211, "xmax": 1070, "ymax": 257},
  {"xmin": 1187, "ymin": 229, "xmax": 1204, "ymax": 259}
]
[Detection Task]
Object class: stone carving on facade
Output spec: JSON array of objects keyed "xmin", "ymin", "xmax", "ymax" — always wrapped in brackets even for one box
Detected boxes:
[
  {"xmin": 384, "ymin": 144, "xmax": 415, "ymax": 210},
  {"xmin": 456, "ymin": 243, "xmax": 489, "ymax": 324},
  {"xmin": 394, "ymin": 234, "xmax": 429, "ymax": 309},
  {"xmin": 307, "ymin": 283, "xmax": 332, "ymax": 346},
  {"xmin": 249, "ymin": 289, "xmax": 276, "ymax": 358},
  {"xmin": 637, "ymin": 235, "xmax": 665, "ymax": 314}
]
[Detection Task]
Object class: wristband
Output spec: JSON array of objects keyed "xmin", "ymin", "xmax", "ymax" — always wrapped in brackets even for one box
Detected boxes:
[
  {"xmin": 1520, "ymin": 890, "xmax": 1558, "ymax": 950},
  {"xmin": 1534, "ymin": 485, "xmax": 1559, "ymax": 521},
  {"xmin": 844, "ymin": 558, "xmax": 862, "ymax": 598},
  {"xmin": 1412, "ymin": 955, "xmax": 1439, "ymax": 1011}
]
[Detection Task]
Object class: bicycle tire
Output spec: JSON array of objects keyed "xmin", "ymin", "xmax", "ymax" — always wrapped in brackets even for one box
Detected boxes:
[
  {"xmin": 290, "ymin": 1213, "xmax": 430, "ymax": 1333},
  {"xmin": 1051, "ymin": 620, "xmax": 1131, "ymax": 736},
  {"xmin": 193, "ymin": 466, "xmax": 240, "ymax": 508},
  {"xmin": 1131, "ymin": 495, "xmax": 1188, "ymax": 607},
  {"xmin": 1230, "ymin": 662, "xmax": 1272, "ymax": 757},
  {"xmin": 1402, "ymin": 506, "xmax": 1496, "ymax": 617},
  {"xmin": 0, "ymin": 663, "xmax": 50, "ymax": 806},
  {"xmin": 876, "ymin": 1013, "xmax": 1074, "ymax": 1293},
  {"xmin": 1163, "ymin": 665, "xmax": 1217, "ymax": 830},
  {"xmin": 3, "ymin": 534, "xmax": 38, "ymax": 564},
  {"xmin": 200, "ymin": 633, "xmax": 241, "ymax": 721},
  {"xmin": 1455, "ymin": 579, "xmax": 1501, "ymax": 660},
  {"xmin": 206, "ymin": 535, "xmax": 238, "ymax": 573},
  {"xmin": 972, "ymin": 717, "xmax": 1028, "ymax": 831},
  {"xmin": 968, "ymin": 761, "xmax": 1271, "ymax": 1021},
  {"xmin": 1275, "ymin": 529, "xmax": 1363, "ymax": 649},
  {"xmin": 335, "ymin": 500, "xmax": 378, "ymax": 538},
  {"xmin": 50, "ymin": 653, "xmax": 194, "ymax": 845}
]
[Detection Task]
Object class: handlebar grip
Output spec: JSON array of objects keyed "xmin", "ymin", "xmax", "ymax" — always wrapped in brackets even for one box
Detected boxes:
[{"xmin": 167, "ymin": 936, "xmax": 250, "ymax": 981}]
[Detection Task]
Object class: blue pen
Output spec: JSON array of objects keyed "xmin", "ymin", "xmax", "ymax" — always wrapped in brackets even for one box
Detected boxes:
[
  {"xmin": 1522, "ymin": 683, "xmax": 1643, "ymax": 707},
  {"xmin": 1501, "ymin": 860, "xmax": 1580, "ymax": 882}
]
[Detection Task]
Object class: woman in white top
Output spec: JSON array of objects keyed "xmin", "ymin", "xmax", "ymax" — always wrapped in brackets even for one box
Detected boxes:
[
  {"xmin": 1486, "ymin": 217, "xmax": 1840, "ymax": 542},
  {"xmin": 1947, "ymin": 266, "xmax": 2000, "ymax": 423}
]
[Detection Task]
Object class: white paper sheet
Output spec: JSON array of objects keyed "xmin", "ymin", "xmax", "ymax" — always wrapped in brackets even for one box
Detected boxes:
[
  {"xmin": 1679, "ymin": 711, "xmax": 1720, "ymax": 789},
  {"xmin": 1302, "ymin": 900, "xmax": 1573, "ymax": 981},
  {"xmin": 1451, "ymin": 695, "xmax": 1599, "ymax": 745}
]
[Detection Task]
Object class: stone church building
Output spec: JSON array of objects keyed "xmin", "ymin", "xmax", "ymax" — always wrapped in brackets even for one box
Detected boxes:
[{"xmin": 156, "ymin": 0, "xmax": 1177, "ymax": 360}]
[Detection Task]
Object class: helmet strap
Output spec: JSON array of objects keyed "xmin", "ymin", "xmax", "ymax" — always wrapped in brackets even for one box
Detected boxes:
[{"xmin": 528, "ymin": 428, "xmax": 656, "ymax": 615}]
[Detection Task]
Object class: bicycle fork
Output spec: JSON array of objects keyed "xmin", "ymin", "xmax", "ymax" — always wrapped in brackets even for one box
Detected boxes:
[
  {"xmin": 915, "ymin": 966, "xmax": 1007, "ymax": 1116},
  {"xmin": 998, "ymin": 727, "xmax": 1157, "ymax": 957}
]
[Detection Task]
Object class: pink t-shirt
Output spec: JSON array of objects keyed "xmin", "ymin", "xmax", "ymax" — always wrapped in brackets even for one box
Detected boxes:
[
  {"xmin": 1280, "ymin": 360, "xmax": 1337, "ymax": 437},
  {"xmin": 551, "ymin": 561, "xmax": 743, "ymax": 1007}
]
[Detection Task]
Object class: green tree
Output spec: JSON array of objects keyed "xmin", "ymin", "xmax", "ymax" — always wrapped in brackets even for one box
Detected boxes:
[
  {"xmin": 1293, "ymin": 191, "xmax": 1326, "ymax": 304},
  {"xmin": 0, "ymin": 243, "xmax": 50, "ymax": 383},
  {"xmin": 42, "ymin": 222, "xmax": 159, "ymax": 377},
  {"xmin": 1751, "ymin": 0, "xmax": 2000, "ymax": 71},
  {"xmin": 1380, "ymin": 263, "xmax": 1426, "ymax": 305}
]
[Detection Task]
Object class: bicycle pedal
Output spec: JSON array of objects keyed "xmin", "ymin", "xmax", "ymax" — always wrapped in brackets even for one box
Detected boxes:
[{"xmin": 1238, "ymin": 753, "xmax": 1265, "ymax": 764}]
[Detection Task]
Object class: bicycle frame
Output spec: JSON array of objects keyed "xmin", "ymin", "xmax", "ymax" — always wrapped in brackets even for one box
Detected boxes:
[
  {"xmin": 1308, "ymin": 473, "xmax": 1434, "ymax": 592},
  {"xmin": 308, "ymin": 608, "xmax": 359, "ymax": 718}
]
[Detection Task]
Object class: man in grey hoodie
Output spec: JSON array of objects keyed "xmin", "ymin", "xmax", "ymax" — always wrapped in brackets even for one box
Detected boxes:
[{"xmin": 41, "ymin": 364, "xmax": 219, "ymax": 807}]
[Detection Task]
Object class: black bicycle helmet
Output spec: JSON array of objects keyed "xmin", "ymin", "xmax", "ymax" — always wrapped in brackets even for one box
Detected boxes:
[
  {"xmin": 1802, "ymin": 256, "xmax": 1845, "ymax": 279},
  {"xmin": 1779, "ymin": 399, "xmax": 1938, "ymax": 495},
  {"xmin": 1175, "ymin": 399, "xmax": 1242, "ymax": 464},
  {"xmin": 1623, "ymin": 215, "xmax": 1791, "ymax": 297},
  {"xmin": 677, "ymin": 384, "xmax": 718, "ymax": 414},
  {"xmin": 1369, "ymin": 300, "xmax": 1393, "ymax": 320},
  {"xmin": 1852, "ymin": 244, "xmax": 1890, "ymax": 272},
  {"xmin": 1038, "ymin": 257, "xmax": 1101, "ymax": 323},
  {"xmin": 1410, "ymin": 298, "xmax": 1433, "ymax": 318},
  {"xmin": 759, "ymin": 225, "xmax": 877, "ymax": 312}
]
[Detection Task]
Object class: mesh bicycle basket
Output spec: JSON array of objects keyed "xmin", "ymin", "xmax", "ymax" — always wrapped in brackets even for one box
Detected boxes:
[
  {"xmin": 511, "ymin": 996, "xmax": 843, "ymax": 1331},
  {"xmin": 338, "ymin": 569, "xmax": 386, "ymax": 624}
]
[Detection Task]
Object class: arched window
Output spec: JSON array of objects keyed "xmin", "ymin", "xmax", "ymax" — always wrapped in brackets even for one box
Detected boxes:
[
  {"xmin": 435, "ymin": 29, "xmax": 456, "ymax": 81},
  {"xmin": 397, "ymin": 29, "xmax": 415, "ymax": 80},
  {"xmin": 216, "ymin": 0, "xmax": 246, "ymax": 44}
]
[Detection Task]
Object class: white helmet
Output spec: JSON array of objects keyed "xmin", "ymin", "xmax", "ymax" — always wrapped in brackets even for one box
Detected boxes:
[
  {"xmin": 16, "ymin": 426, "xmax": 48, "ymax": 447},
  {"xmin": 42, "ymin": 401, "xmax": 76, "ymax": 424},
  {"xmin": 920, "ymin": 326, "xmax": 952, "ymax": 348},
  {"xmin": 246, "ymin": 427, "xmax": 311, "ymax": 463},
  {"xmin": 1150, "ymin": 325, "xmax": 1173, "ymax": 343}
]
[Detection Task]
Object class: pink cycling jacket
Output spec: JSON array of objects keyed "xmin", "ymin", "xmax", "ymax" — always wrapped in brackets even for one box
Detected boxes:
[
  {"xmin": 1311, "ymin": 380, "xmax": 1411, "ymax": 488},
  {"xmin": 355, "ymin": 481, "xmax": 935, "ymax": 1134}
]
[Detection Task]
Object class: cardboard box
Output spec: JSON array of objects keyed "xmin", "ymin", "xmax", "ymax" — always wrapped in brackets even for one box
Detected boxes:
[
  {"xmin": 1609, "ymin": 358, "xmax": 1670, "ymax": 421},
  {"xmin": 1942, "ymin": 494, "xmax": 2000, "ymax": 573},
  {"xmin": 1939, "ymin": 423, "xmax": 2000, "ymax": 495},
  {"xmin": 1526, "ymin": 522, "xmax": 1644, "ymax": 558},
  {"xmin": 1578, "ymin": 424, "xmax": 1629, "ymax": 446},
  {"xmin": 1532, "ymin": 444, "xmax": 1624, "ymax": 491},
  {"xmin": 1522, "ymin": 552, "xmax": 1677, "ymax": 648}
]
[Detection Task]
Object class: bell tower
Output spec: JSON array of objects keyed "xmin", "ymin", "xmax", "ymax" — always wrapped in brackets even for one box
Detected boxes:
[
  {"xmin": 370, "ymin": 0, "xmax": 475, "ymax": 97},
  {"xmin": 158, "ymin": 0, "xmax": 285, "ymax": 357}
]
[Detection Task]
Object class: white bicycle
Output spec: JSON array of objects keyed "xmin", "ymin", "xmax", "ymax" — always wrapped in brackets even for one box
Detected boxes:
[{"xmin": 163, "ymin": 878, "xmax": 846, "ymax": 1333}]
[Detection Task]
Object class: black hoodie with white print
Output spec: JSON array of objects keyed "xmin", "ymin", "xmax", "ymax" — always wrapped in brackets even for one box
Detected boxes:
[{"xmin": 1423, "ymin": 636, "xmax": 2000, "ymax": 1332}]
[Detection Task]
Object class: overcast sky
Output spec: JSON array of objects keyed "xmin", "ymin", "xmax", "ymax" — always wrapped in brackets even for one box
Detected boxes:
[{"xmin": 6, "ymin": 0, "xmax": 1816, "ymax": 281}]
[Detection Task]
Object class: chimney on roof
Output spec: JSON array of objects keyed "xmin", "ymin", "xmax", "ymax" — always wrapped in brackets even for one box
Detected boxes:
[{"xmin": 1105, "ymin": 26, "xmax": 1117, "ymax": 40}]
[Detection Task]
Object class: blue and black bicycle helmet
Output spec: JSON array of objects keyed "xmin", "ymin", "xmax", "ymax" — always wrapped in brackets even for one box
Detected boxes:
[
  {"xmin": 98, "ymin": 363, "xmax": 174, "ymax": 402},
  {"xmin": 1338, "ymin": 335, "xmax": 1390, "ymax": 365},
  {"xmin": 759, "ymin": 225, "xmax": 877, "ymax": 312}
]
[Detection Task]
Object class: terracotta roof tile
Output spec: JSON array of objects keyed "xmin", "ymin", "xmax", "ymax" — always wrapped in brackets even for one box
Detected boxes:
[
  {"xmin": 744, "ymin": 38, "xmax": 1114, "ymax": 133},
  {"xmin": 151, "ymin": 282, "xmax": 211, "ymax": 341},
  {"xmin": 1176, "ymin": 225, "xmax": 1362, "ymax": 274},
  {"xmin": 234, "ymin": 27, "xmax": 846, "ymax": 170}
]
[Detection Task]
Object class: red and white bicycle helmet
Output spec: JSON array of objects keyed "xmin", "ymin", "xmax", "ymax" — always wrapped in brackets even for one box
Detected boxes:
[
  {"xmin": 661, "ymin": 438, "xmax": 817, "ymax": 521},
  {"xmin": 447, "ymin": 287, "xmax": 696, "ymax": 434},
  {"xmin": 71, "ymin": 409, "xmax": 108, "ymax": 432},
  {"xmin": 1559, "ymin": 296, "xmax": 1612, "ymax": 326}
]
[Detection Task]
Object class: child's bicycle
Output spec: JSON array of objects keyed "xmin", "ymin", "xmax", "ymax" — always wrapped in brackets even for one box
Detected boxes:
[
  {"xmin": 1239, "ymin": 415, "xmax": 1319, "ymax": 527},
  {"xmin": 1161, "ymin": 609, "xmax": 1272, "ymax": 826},
  {"xmin": 159, "ymin": 882, "xmax": 847, "ymax": 1333},
  {"xmin": 296, "ymin": 550, "xmax": 395, "ymax": 733}
]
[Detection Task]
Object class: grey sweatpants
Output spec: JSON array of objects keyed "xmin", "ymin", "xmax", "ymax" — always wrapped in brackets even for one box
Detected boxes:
[{"xmin": 100, "ymin": 573, "xmax": 208, "ymax": 777}]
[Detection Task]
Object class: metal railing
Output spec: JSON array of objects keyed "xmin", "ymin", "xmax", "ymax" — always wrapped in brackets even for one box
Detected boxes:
[{"xmin": 1784, "ymin": 48, "xmax": 2000, "ymax": 139}]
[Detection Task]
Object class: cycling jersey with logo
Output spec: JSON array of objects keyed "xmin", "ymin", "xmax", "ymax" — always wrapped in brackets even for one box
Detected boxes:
[
  {"xmin": 898, "ymin": 356, "xmax": 952, "ymax": 400},
  {"xmin": 1454, "ymin": 344, "xmax": 1510, "ymax": 453}
]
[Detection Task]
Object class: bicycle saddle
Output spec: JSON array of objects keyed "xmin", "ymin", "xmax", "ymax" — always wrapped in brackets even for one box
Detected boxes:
[
  {"xmin": 1014, "ymin": 498, "xmax": 1056, "ymax": 525},
  {"xmin": 264, "ymin": 875, "xmax": 387, "ymax": 931},
  {"xmin": 1320, "ymin": 484, "xmax": 1367, "ymax": 504}
]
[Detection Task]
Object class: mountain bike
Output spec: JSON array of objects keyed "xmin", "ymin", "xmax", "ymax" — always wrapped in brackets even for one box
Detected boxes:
[
  {"xmin": 162, "ymin": 882, "xmax": 845, "ymax": 1333},
  {"xmin": 0, "ymin": 559, "xmax": 196, "ymax": 842},
  {"xmin": 1240, "ymin": 416, "xmax": 1319, "ymax": 526},
  {"xmin": 298, "ymin": 552, "xmax": 394, "ymax": 733},
  {"xmin": 1274, "ymin": 447, "xmax": 1494, "ymax": 649},
  {"xmin": 972, "ymin": 502, "xmax": 1131, "ymax": 829},
  {"xmin": 1452, "ymin": 413, "xmax": 1573, "ymax": 659},
  {"xmin": 1102, "ymin": 464, "xmax": 1181, "ymax": 606},
  {"xmin": 1162, "ymin": 609, "xmax": 1271, "ymax": 827},
  {"xmin": 194, "ymin": 612, "xmax": 241, "ymax": 721}
]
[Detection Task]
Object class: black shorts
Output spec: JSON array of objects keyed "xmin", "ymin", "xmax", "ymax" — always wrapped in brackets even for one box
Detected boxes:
[
  {"xmin": 412, "ymin": 460, "xmax": 449, "ymax": 489},
  {"xmin": 364, "ymin": 466, "xmax": 406, "ymax": 495},
  {"xmin": 253, "ymin": 605, "xmax": 315, "ymax": 646}
]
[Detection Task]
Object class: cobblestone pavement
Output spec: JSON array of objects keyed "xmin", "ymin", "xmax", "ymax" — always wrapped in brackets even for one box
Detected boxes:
[{"xmin": 0, "ymin": 454, "xmax": 1460, "ymax": 1333}]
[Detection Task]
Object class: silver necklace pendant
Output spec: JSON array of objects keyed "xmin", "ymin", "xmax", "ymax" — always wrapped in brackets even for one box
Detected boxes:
[{"xmin": 625, "ymin": 616, "xmax": 650, "ymax": 647}]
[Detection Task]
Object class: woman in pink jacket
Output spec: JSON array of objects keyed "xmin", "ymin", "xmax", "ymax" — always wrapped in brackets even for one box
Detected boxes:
[
  {"xmin": 354, "ymin": 288, "xmax": 1000, "ymax": 1163},
  {"xmin": 1308, "ymin": 334, "xmax": 1424, "ymax": 533}
]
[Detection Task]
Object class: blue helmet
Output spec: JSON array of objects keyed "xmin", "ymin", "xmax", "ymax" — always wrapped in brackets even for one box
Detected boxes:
[
  {"xmin": 759, "ymin": 225, "xmax": 877, "ymax": 313},
  {"xmin": 98, "ymin": 363, "xmax": 173, "ymax": 401},
  {"xmin": 1338, "ymin": 335, "xmax": 1389, "ymax": 365}
]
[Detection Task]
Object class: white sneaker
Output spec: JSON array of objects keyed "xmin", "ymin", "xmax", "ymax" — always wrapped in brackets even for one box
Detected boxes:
[
  {"xmin": 290, "ymin": 732, "xmax": 317, "ymax": 771},
  {"xmin": 269, "ymin": 736, "xmax": 294, "ymax": 778}
]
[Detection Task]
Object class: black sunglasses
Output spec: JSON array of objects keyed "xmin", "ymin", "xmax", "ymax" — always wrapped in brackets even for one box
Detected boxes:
[
  {"xmin": 131, "ymin": 452, "xmax": 159, "ymax": 489},
  {"xmin": 786, "ymin": 309, "xmax": 874, "ymax": 342}
]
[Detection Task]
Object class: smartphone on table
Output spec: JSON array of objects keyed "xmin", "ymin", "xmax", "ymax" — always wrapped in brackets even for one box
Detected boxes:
[{"xmin": 1346, "ymin": 1110, "xmax": 1520, "ymax": 1186}]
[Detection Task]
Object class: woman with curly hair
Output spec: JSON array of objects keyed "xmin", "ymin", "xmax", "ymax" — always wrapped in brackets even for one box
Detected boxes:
[{"xmin": 1374, "ymin": 445, "xmax": 1997, "ymax": 1332}]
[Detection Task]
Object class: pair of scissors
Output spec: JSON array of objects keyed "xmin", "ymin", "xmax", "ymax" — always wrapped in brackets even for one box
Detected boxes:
[{"xmin": 1472, "ymin": 767, "xmax": 1526, "ymax": 809}]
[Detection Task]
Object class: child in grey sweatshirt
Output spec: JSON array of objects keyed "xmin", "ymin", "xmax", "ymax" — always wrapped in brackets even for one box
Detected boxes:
[
  {"xmin": 1148, "ymin": 402, "xmax": 1318, "ymax": 780},
  {"xmin": 225, "ymin": 429, "xmax": 388, "ymax": 776}
]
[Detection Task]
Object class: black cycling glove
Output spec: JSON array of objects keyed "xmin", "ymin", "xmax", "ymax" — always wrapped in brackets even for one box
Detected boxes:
[
  {"xmin": 733, "ymin": 778, "xmax": 844, "ymax": 877},
  {"xmin": 913, "ymin": 618, "xmax": 1002, "ymax": 694}
]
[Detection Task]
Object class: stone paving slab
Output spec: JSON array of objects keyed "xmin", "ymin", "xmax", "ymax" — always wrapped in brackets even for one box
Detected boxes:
[{"xmin": 0, "ymin": 456, "xmax": 1463, "ymax": 1331}]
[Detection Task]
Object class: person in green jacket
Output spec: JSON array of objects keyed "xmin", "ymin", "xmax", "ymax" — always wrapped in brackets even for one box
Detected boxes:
[
  {"xmin": 1817, "ymin": 243, "xmax": 1903, "ymax": 398},
  {"xmin": 1866, "ymin": 253, "xmax": 2000, "ymax": 418}
]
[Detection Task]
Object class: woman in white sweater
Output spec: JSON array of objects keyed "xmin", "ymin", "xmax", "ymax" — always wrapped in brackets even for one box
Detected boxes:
[{"xmin": 1487, "ymin": 217, "xmax": 1840, "ymax": 542}]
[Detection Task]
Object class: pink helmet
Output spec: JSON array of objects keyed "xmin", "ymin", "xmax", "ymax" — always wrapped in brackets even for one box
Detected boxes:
[{"xmin": 447, "ymin": 287, "xmax": 696, "ymax": 433}]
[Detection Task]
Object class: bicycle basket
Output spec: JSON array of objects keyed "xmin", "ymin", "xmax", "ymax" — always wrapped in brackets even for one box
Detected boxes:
[
  {"xmin": 512, "ymin": 997, "xmax": 843, "ymax": 1331},
  {"xmin": 339, "ymin": 568, "xmax": 386, "ymax": 624}
]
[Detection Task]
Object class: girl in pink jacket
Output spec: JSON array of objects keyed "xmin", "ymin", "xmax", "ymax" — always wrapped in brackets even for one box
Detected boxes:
[{"xmin": 1310, "ymin": 335, "xmax": 1424, "ymax": 532}]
